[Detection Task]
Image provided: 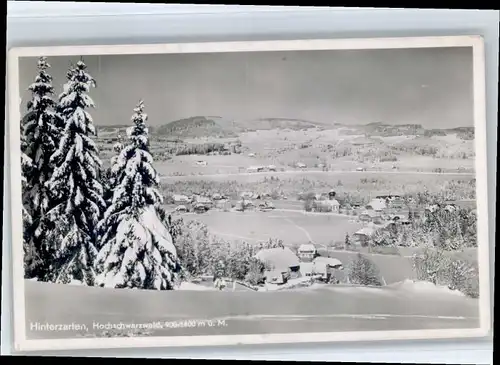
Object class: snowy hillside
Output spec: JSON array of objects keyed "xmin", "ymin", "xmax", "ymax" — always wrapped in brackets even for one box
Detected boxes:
[{"xmin": 24, "ymin": 279, "xmax": 480, "ymax": 339}]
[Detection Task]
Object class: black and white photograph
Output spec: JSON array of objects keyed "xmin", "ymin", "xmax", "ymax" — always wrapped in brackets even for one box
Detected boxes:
[{"xmin": 7, "ymin": 36, "xmax": 492, "ymax": 351}]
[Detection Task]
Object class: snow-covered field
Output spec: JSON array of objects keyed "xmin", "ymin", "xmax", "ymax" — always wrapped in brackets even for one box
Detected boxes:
[
  {"xmin": 24, "ymin": 280, "xmax": 480, "ymax": 339},
  {"xmin": 145, "ymin": 127, "xmax": 475, "ymax": 177},
  {"xmin": 181, "ymin": 209, "xmax": 364, "ymax": 247}
]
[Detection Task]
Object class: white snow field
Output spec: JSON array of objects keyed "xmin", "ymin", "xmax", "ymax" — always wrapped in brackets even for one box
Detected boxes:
[{"xmin": 24, "ymin": 279, "xmax": 479, "ymax": 339}]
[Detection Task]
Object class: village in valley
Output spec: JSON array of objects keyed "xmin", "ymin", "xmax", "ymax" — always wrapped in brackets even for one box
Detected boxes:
[
  {"xmin": 96, "ymin": 116, "xmax": 478, "ymax": 294},
  {"xmin": 19, "ymin": 52, "xmax": 481, "ymax": 339}
]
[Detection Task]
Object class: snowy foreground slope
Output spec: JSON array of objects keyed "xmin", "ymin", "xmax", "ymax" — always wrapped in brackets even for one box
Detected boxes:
[{"xmin": 25, "ymin": 280, "xmax": 479, "ymax": 339}]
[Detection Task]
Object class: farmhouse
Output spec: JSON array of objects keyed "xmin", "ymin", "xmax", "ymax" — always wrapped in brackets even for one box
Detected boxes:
[
  {"xmin": 174, "ymin": 205, "xmax": 188, "ymax": 213},
  {"xmin": 315, "ymin": 199, "xmax": 340, "ymax": 213},
  {"xmin": 358, "ymin": 210, "xmax": 383, "ymax": 224},
  {"xmin": 258, "ymin": 201, "xmax": 275, "ymax": 211},
  {"xmin": 353, "ymin": 226, "xmax": 379, "ymax": 247},
  {"xmin": 255, "ymin": 247, "xmax": 301, "ymax": 276},
  {"xmin": 193, "ymin": 203, "xmax": 209, "ymax": 214},
  {"xmin": 314, "ymin": 256, "xmax": 343, "ymax": 269},
  {"xmin": 215, "ymin": 199, "xmax": 232, "ymax": 211},
  {"xmin": 299, "ymin": 257, "xmax": 343, "ymax": 282},
  {"xmin": 195, "ymin": 196, "xmax": 213, "ymax": 208},
  {"xmin": 236, "ymin": 199, "xmax": 255, "ymax": 211},
  {"xmin": 297, "ymin": 243, "xmax": 317, "ymax": 262},
  {"xmin": 172, "ymin": 194, "xmax": 190, "ymax": 204},
  {"xmin": 348, "ymin": 198, "xmax": 364, "ymax": 209},
  {"xmin": 376, "ymin": 194, "xmax": 405, "ymax": 208},
  {"xmin": 365, "ymin": 198, "xmax": 387, "ymax": 212}
]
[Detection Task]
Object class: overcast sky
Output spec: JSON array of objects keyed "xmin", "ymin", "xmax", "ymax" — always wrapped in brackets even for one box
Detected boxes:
[{"xmin": 19, "ymin": 46, "xmax": 474, "ymax": 128}]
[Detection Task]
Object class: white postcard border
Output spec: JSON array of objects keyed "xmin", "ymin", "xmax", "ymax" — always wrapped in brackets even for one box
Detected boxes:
[{"xmin": 7, "ymin": 35, "xmax": 492, "ymax": 352}]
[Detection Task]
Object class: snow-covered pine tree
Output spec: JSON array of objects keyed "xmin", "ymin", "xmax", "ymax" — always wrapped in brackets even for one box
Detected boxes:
[
  {"xmin": 344, "ymin": 233, "xmax": 351, "ymax": 249},
  {"xmin": 96, "ymin": 100, "xmax": 181, "ymax": 290},
  {"xmin": 53, "ymin": 63, "xmax": 77, "ymax": 132},
  {"xmin": 102, "ymin": 135, "xmax": 126, "ymax": 206},
  {"xmin": 45, "ymin": 59, "xmax": 106, "ymax": 285},
  {"xmin": 21, "ymin": 56, "xmax": 60, "ymax": 279},
  {"xmin": 346, "ymin": 253, "xmax": 383, "ymax": 286},
  {"xmin": 21, "ymin": 149, "xmax": 38, "ymax": 277}
]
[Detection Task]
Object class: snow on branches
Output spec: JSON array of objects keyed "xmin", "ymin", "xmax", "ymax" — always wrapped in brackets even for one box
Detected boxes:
[
  {"xmin": 45, "ymin": 60, "xmax": 105, "ymax": 285},
  {"xmin": 21, "ymin": 56, "xmax": 60, "ymax": 279},
  {"xmin": 96, "ymin": 101, "xmax": 180, "ymax": 290}
]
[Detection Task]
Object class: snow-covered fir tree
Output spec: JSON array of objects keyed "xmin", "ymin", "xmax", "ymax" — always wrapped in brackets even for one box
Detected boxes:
[
  {"xmin": 21, "ymin": 56, "xmax": 60, "ymax": 279},
  {"xmin": 45, "ymin": 59, "xmax": 106, "ymax": 285},
  {"xmin": 96, "ymin": 100, "xmax": 181, "ymax": 290},
  {"xmin": 21, "ymin": 149, "xmax": 37, "ymax": 276},
  {"xmin": 53, "ymin": 63, "xmax": 77, "ymax": 132},
  {"xmin": 346, "ymin": 253, "xmax": 383, "ymax": 286},
  {"xmin": 102, "ymin": 135, "xmax": 125, "ymax": 206}
]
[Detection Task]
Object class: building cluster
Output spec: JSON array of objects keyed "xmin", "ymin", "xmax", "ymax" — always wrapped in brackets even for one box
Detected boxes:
[
  {"xmin": 254, "ymin": 244, "xmax": 344, "ymax": 287},
  {"xmin": 171, "ymin": 193, "xmax": 227, "ymax": 214},
  {"xmin": 246, "ymin": 165, "xmax": 278, "ymax": 173},
  {"xmin": 170, "ymin": 191, "xmax": 278, "ymax": 214},
  {"xmin": 349, "ymin": 195, "xmax": 412, "ymax": 246}
]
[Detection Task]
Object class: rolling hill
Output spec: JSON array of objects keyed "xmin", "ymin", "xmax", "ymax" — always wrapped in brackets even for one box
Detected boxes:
[
  {"xmin": 154, "ymin": 116, "xmax": 238, "ymax": 138},
  {"xmin": 95, "ymin": 117, "xmax": 475, "ymax": 144},
  {"xmin": 149, "ymin": 116, "xmax": 328, "ymax": 138},
  {"xmin": 231, "ymin": 117, "xmax": 329, "ymax": 131},
  {"xmin": 339, "ymin": 122, "xmax": 426, "ymax": 137}
]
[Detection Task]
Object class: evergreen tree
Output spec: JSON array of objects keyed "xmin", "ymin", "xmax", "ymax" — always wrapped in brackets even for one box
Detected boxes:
[
  {"xmin": 407, "ymin": 210, "xmax": 414, "ymax": 223},
  {"xmin": 45, "ymin": 60, "xmax": 105, "ymax": 285},
  {"xmin": 21, "ymin": 150, "xmax": 37, "ymax": 276},
  {"xmin": 21, "ymin": 56, "xmax": 60, "ymax": 279},
  {"xmin": 53, "ymin": 63, "xmax": 77, "ymax": 132},
  {"xmin": 96, "ymin": 101, "xmax": 180, "ymax": 290},
  {"xmin": 173, "ymin": 220, "xmax": 211, "ymax": 278},
  {"xmin": 244, "ymin": 257, "xmax": 266, "ymax": 286},
  {"xmin": 411, "ymin": 248, "xmax": 450, "ymax": 285},
  {"xmin": 102, "ymin": 135, "xmax": 125, "ymax": 206},
  {"xmin": 344, "ymin": 233, "xmax": 351, "ymax": 249},
  {"xmin": 346, "ymin": 253, "xmax": 383, "ymax": 286},
  {"xmin": 464, "ymin": 210, "xmax": 478, "ymax": 247}
]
